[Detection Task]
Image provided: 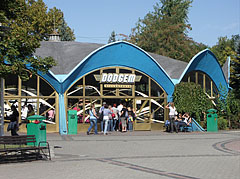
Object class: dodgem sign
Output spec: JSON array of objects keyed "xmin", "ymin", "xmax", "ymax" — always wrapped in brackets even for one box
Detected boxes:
[
  {"xmin": 101, "ymin": 73, "xmax": 136, "ymax": 83},
  {"xmin": 94, "ymin": 73, "xmax": 142, "ymax": 84}
]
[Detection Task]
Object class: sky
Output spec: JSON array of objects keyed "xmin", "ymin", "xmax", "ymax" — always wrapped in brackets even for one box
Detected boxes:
[{"xmin": 43, "ymin": 0, "xmax": 240, "ymax": 47}]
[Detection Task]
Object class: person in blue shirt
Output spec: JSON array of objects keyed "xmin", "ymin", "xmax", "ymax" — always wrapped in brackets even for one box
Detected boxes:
[{"xmin": 87, "ymin": 104, "xmax": 98, "ymax": 135}]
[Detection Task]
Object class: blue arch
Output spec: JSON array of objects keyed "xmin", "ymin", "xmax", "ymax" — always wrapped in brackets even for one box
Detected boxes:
[
  {"xmin": 178, "ymin": 49, "xmax": 228, "ymax": 93},
  {"xmin": 62, "ymin": 41, "xmax": 175, "ymax": 95},
  {"xmin": 38, "ymin": 71, "xmax": 61, "ymax": 93}
]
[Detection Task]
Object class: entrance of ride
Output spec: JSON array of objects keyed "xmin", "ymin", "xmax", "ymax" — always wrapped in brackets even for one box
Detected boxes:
[{"xmin": 66, "ymin": 66, "xmax": 167, "ymax": 132}]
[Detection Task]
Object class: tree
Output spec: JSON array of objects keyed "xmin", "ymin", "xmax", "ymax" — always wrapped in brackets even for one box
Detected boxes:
[
  {"xmin": 47, "ymin": 7, "xmax": 75, "ymax": 41},
  {"xmin": 0, "ymin": 0, "xmax": 57, "ymax": 80},
  {"xmin": 129, "ymin": 0, "xmax": 204, "ymax": 62},
  {"xmin": 210, "ymin": 34, "xmax": 240, "ymax": 98},
  {"xmin": 217, "ymin": 86, "xmax": 240, "ymax": 129},
  {"xmin": 108, "ymin": 31, "xmax": 116, "ymax": 43},
  {"xmin": 173, "ymin": 82, "xmax": 212, "ymax": 122},
  {"xmin": 58, "ymin": 18, "xmax": 76, "ymax": 41},
  {"xmin": 230, "ymin": 35, "xmax": 240, "ymax": 98},
  {"xmin": 210, "ymin": 36, "xmax": 237, "ymax": 66}
]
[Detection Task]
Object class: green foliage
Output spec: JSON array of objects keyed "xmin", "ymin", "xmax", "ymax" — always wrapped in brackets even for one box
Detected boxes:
[
  {"xmin": 48, "ymin": 7, "xmax": 75, "ymax": 41},
  {"xmin": 217, "ymin": 87, "xmax": 240, "ymax": 129},
  {"xmin": 58, "ymin": 18, "xmax": 76, "ymax": 41},
  {"xmin": 173, "ymin": 82, "xmax": 212, "ymax": 122},
  {"xmin": 108, "ymin": 31, "xmax": 116, "ymax": 43},
  {"xmin": 217, "ymin": 117, "xmax": 228, "ymax": 130},
  {"xmin": 230, "ymin": 35, "xmax": 240, "ymax": 98},
  {"xmin": 0, "ymin": 0, "xmax": 58, "ymax": 80},
  {"xmin": 0, "ymin": 0, "xmax": 75, "ymax": 81},
  {"xmin": 210, "ymin": 35, "xmax": 238, "ymax": 66},
  {"xmin": 129, "ymin": 0, "xmax": 207, "ymax": 62}
]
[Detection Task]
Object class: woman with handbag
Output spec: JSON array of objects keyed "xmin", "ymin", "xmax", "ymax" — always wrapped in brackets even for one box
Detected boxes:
[
  {"xmin": 87, "ymin": 104, "xmax": 98, "ymax": 135},
  {"xmin": 7, "ymin": 105, "xmax": 19, "ymax": 136},
  {"xmin": 112, "ymin": 103, "xmax": 119, "ymax": 131}
]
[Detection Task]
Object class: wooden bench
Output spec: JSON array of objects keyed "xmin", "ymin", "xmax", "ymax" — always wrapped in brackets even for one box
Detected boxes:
[{"xmin": 0, "ymin": 135, "xmax": 51, "ymax": 163}]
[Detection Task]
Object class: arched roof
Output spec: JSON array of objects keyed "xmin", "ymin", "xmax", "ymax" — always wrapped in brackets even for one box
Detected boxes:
[
  {"xmin": 178, "ymin": 49, "xmax": 228, "ymax": 91},
  {"xmin": 38, "ymin": 71, "xmax": 61, "ymax": 93},
  {"xmin": 62, "ymin": 41, "xmax": 175, "ymax": 95}
]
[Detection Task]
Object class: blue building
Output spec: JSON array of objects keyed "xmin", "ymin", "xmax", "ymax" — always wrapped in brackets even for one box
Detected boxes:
[{"xmin": 4, "ymin": 41, "xmax": 229, "ymax": 134}]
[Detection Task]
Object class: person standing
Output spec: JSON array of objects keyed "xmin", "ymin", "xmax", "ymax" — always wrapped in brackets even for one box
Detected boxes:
[
  {"xmin": 48, "ymin": 109, "xmax": 55, "ymax": 122},
  {"xmin": 108, "ymin": 105, "xmax": 113, "ymax": 131},
  {"xmin": 99, "ymin": 102, "xmax": 106, "ymax": 132},
  {"xmin": 165, "ymin": 102, "xmax": 178, "ymax": 133},
  {"xmin": 27, "ymin": 104, "xmax": 35, "ymax": 117},
  {"xmin": 120, "ymin": 103, "xmax": 128, "ymax": 132},
  {"xmin": 127, "ymin": 106, "xmax": 135, "ymax": 131},
  {"xmin": 102, "ymin": 104, "xmax": 112, "ymax": 135},
  {"xmin": 21, "ymin": 102, "xmax": 28, "ymax": 122},
  {"xmin": 117, "ymin": 102, "xmax": 123, "ymax": 131},
  {"xmin": 87, "ymin": 104, "xmax": 98, "ymax": 135},
  {"xmin": 7, "ymin": 105, "xmax": 19, "ymax": 136},
  {"xmin": 112, "ymin": 103, "xmax": 119, "ymax": 131}
]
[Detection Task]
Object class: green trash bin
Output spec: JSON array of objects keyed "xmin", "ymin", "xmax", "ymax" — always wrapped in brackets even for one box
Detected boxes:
[
  {"xmin": 68, "ymin": 110, "xmax": 78, "ymax": 135},
  {"xmin": 27, "ymin": 115, "xmax": 47, "ymax": 146},
  {"xmin": 207, "ymin": 109, "xmax": 218, "ymax": 132}
]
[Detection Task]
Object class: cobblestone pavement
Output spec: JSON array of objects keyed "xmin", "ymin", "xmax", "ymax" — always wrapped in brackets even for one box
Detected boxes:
[{"xmin": 0, "ymin": 131, "xmax": 239, "ymax": 179}]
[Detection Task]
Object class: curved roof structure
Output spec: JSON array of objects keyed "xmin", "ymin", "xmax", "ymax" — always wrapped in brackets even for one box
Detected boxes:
[
  {"xmin": 35, "ymin": 41, "xmax": 229, "ymax": 95},
  {"xmin": 178, "ymin": 49, "xmax": 228, "ymax": 91},
  {"xmin": 35, "ymin": 41, "xmax": 188, "ymax": 78},
  {"xmin": 61, "ymin": 41, "xmax": 175, "ymax": 95}
]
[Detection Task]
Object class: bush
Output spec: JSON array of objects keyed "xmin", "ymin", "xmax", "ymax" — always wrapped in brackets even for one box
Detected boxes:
[
  {"xmin": 218, "ymin": 116, "xmax": 228, "ymax": 130},
  {"xmin": 173, "ymin": 82, "xmax": 213, "ymax": 122},
  {"xmin": 217, "ymin": 88, "xmax": 240, "ymax": 129}
]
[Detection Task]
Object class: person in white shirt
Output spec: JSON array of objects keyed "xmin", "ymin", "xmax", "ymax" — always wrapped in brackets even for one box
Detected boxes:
[
  {"xmin": 177, "ymin": 112, "xmax": 192, "ymax": 131},
  {"xmin": 4, "ymin": 102, "xmax": 11, "ymax": 118},
  {"xmin": 112, "ymin": 103, "xmax": 119, "ymax": 131},
  {"xmin": 99, "ymin": 102, "xmax": 106, "ymax": 132},
  {"xmin": 21, "ymin": 102, "xmax": 28, "ymax": 122},
  {"xmin": 117, "ymin": 102, "xmax": 123, "ymax": 130},
  {"xmin": 165, "ymin": 102, "xmax": 178, "ymax": 133},
  {"xmin": 102, "ymin": 104, "xmax": 112, "ymax": 135},
  {"xmin": 117, "ymin": 103, "xmax": 123, "ymax": 116}
]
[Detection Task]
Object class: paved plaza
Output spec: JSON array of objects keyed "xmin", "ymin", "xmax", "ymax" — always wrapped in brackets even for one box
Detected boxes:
[{"xmin": 0, "ymin": 131, "xmax": 239, "ymax": 179}]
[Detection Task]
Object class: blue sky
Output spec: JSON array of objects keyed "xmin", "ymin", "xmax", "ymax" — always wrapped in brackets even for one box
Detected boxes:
[{"xmin": 43, "ymin": 0, "xmax": 239, "ymax": 47}]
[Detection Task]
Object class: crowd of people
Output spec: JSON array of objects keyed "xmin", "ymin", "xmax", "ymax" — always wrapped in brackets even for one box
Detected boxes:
[
  {"xmin": 86, "ymin": 101, "xmax": 193, "ymax": 135},
  {"xmin": 165, "ymin": 102, "xmax": 192, "ymax": 133},
  {"xmin": 5, "ymin": 102, "xmax": 55, "ymax": 136},
  {"xmin": 5, "ymin": 100, "xmax": 191, "ymax": 136},
  {"xmin": 5, "ymin": 103, "xmax": 36, "ymax": 136},
  {"xmin": 87, "ymin": 102, "xmax": 136, "ymax": 135}
]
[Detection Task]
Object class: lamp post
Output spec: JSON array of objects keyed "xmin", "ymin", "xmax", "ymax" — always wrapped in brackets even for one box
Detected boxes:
[{"xmin": 0, "ymin": 23, "xmax": 11, "ymax": 136}]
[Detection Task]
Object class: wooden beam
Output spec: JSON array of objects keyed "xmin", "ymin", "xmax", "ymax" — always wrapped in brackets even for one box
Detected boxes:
[
  {"xmin": 203, "ymin": 74, "xmax": 206, "ymax": 93},
  {"xmin": 37, "ymin": 76, "xmax": 40, "ymax": 115}
]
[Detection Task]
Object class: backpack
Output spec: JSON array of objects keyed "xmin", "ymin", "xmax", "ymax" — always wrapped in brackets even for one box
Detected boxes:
[
  {"xmin": 125, "ymin": 110, "xmax": 128, "ymax": 118},
  {"xmin": 99, "ymin": 111, "xmax": 103, "ymax": 121}
]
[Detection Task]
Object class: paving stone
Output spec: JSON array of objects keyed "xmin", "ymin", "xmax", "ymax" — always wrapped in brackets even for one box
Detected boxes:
[{"xmin": 0, "ymin": 131, "xmax": 239, "ymax": 179}]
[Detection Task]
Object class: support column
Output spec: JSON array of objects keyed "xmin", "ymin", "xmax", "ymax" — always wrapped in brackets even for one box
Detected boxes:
[
  {"xmin": 18, "ymin": 77, "xmax": 21, "ymax": 123},
  {"xmin": 59, "ymin": 93, "xmax": 67, "ymax": 135},
  {"xmin": 0, "ymin": 78, "xmax": 4, "ymax": 136},
  {"xmin": 37, "ymin": 76, "xmax": 40, "ymax": 115}
]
